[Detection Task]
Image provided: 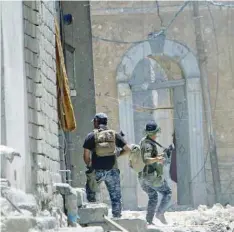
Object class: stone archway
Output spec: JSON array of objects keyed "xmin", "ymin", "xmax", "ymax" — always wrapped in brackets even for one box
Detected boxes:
[{"xmin": 116, "ymin": 36, "xmax": 207, "ymax": 209}]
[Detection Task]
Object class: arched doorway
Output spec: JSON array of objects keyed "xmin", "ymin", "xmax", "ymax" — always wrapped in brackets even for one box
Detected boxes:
[{"xmin": 116, "ymin": 36, "xmax": 207, "ymax": 209}]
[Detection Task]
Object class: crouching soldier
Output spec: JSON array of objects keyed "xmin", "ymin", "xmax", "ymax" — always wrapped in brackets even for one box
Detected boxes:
[
  {"xmin": 138, "ymin": 121, "xmax": 172, "ymax": 224},
  {"xmin": 83, "ymin": 113, "xmax": 131, "ymax": 218}
]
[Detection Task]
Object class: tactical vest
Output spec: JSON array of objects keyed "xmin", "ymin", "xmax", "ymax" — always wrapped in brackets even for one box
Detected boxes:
[
  {"xmin": 94, "ymin": 128, "xmax": 116, "ymax": 157},
  {"xmin": 141, "ymin": 138, "xmax": 164, "ymax": 177}
]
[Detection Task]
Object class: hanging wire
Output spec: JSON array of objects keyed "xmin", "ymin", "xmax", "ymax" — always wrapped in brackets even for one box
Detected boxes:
[
  {"xmin": 92, "ymin": 1, "xmax": 190, "ymax": 44},
  {"xmin": 155, "ymin": 0, "xmax": 164, "ymax": 27},
  {"xmin": 207, "ymin": 0, "xmax": 234, "ymax": 8}
]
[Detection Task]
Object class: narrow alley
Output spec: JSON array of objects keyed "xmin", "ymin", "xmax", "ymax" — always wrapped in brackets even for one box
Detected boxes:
[{"xmin": 0, "ymin": 1, "xmax": 234, "ymax": 232}]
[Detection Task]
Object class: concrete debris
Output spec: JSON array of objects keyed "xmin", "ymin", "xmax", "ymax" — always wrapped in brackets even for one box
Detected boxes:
[
  {"xmin": 36, "ymin": 216, "xmax": 57, "ymax": 230},
  {"xmin": 0, "ymin": 197, "xmax": 13, "ymax": 215},
  {"xmin": 2, "ymin": 187, "xmax": 38, "ymax": 216},
  {"xmin": 145, "ymin": 203, "xmax": 234, "ymax": 232},
  {"xmin": 0, "ymin": 145, "xmax": 21, "ymax": 163},
  {"xmin": 51, "ymin": 207, "xmax": 68, "ymax": 228},
  {"xmin": 1, "ymin": 216, "xmax": 36, "ymax": 232},
  {"xmin": 74, "ymin": 188, "xmax": 87, "ymax": 207},
  {"xmin": 0, "ymin": 178, "xmax": 10, "ymax": 188},
  {"xmin": 78, "ymin": 203, "xmax": 108, "ymax": 225},
  {"xmin": 53, "ymin": 183, "xmax": 72, "ymax": 195},
  {"xmin": 65, "ymin": 188, "xmax": 78, "ymax": 226}
]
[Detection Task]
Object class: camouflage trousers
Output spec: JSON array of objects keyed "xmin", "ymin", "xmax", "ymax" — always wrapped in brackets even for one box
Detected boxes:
[
  {"xmin": 138, "ymin": 177, "xmax": 172, "ymax": 224},
  {"xmin": 86, "ymin": 168, "xmax": 122, "ymax": 217}
]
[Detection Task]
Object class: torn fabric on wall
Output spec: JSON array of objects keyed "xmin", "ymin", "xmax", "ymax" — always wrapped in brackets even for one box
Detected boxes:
[{"xmin": 55, "ymin": 18, "xmax": 76, "ymax": 132}]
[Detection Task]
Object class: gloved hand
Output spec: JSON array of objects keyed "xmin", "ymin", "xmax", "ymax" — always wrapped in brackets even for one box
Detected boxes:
[
  {"xmin": 86, "ymin": 166, "xmax": 94, "ymax": 174},
  {"xmin": 163, "ymin": 145, "xmax": 173, "ymax": 158}
]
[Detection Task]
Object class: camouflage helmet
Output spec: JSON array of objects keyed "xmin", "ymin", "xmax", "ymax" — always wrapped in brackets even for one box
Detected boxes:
[{"xmin": 144, "ymin": 121, "xmax": 161, "ymax": 136}]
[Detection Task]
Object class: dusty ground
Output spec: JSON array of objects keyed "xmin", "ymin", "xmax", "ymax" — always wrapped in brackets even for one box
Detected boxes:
[{"xmin": 119, "ymin": 204, "xmax": 234, "ymax": 232}]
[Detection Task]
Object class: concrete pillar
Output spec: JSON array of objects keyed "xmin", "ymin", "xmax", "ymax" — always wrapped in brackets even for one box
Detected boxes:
[
  {"xmin": 117, "ymin": 83, "xmax": 138, "ymax": 210},
  {"xmin": 186, "ymin": 78, "xmax": 207, "ymax": 206},
  {"xmin": 62, "ymin": 1, "xmax": 96, "ymax": 188},
  {"xmin": 0, "ymin": 1, "xmax": 2, "ymax": 144},
  {"xmin": 2, "ymin": 1, "xmax": 30, "ymax": 191}
]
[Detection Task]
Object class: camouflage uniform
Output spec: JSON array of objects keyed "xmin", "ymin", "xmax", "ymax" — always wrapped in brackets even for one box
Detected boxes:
[
  {"xmin": 139, "ymin": 136, "xmax": 172, "ymax": 224},
  {"xmin": 86, "ymin": 168, "xmax": 121, "ymax": 217}
]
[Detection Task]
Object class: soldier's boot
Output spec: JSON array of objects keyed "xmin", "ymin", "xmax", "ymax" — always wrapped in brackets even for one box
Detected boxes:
[
  {"xmin": 156, "ymin": 212, "xmax": 167, "ymax": 224},
  {"xmin": 112, "ymin": 213, "xmax": 122, "ymax": 219}
]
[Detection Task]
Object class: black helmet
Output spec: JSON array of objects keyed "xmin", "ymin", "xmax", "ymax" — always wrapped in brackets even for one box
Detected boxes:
[
  {"xmin": 145, "ymin": 121, "xmax": 161, "ymax": 135},
  {"xmin": 92, "ymin": 112, "xmax": 108, "ymax": 125}
]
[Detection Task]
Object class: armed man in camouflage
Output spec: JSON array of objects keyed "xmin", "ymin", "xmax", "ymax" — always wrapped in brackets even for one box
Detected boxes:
[
  {"xmin": 138, "ymin": 121, "xmax": 172, "ymax": 224},
  {"xmin": 83, "ymin": 113, "xmax": 131, "ymax": 218}
]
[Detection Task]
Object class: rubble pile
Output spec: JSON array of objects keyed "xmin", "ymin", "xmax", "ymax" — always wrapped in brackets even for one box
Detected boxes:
[
  {"xmin": 0, "ymin": 179, "xmax": 107, "ymax": 232},
  {"xmin": 163, "ymin": 203, "xmax": 234, "ymax": 232},
  {"xmin": 1, "ymin": 178, "xmax": 234, "ymax": 232}
]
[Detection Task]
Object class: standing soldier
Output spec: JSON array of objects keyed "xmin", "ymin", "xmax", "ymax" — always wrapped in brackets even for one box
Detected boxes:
[
  {"xmin": 83, "ymin": 113, "xmax": 130, "ymax": 218},
  {"xmin": 138, "ymin": 121, "xmax": 172, "ymax": 224}
]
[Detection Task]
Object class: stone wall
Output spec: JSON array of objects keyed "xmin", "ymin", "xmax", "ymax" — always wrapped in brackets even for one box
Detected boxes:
[
  {"xmin": 23, "ymin": 0, "xmax": 62, "ymax": 208},
  {"xmin": 90, "ymin": 1, "xmax": 234, "ymax": 205}
]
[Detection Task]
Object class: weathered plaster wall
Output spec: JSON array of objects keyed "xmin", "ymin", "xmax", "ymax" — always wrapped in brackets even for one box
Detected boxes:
[
  {"xmin": 90, "ymin": 1, "xmax": 234, "ymax": 205},
  {"xmin": 1, "ymin": 1, "xmax": 30, "ymax": 191},
  {"xmin": 23, "ymin": 0, "xmax": 62, "ymax": 208}
]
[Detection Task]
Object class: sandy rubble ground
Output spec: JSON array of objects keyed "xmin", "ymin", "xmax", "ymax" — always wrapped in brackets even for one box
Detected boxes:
[{"xmin": 115, "ymin": 204, "xmax": 234, "ymax": 232}]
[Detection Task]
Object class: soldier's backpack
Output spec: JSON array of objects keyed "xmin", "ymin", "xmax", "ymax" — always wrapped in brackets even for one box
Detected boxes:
[
  {"xmin": 129, "ymin": 144, "xmax": 145, "ymax": 173},
  {"xmin": 94, "ymin": 129, "xmax": 116, "ymax": 157}
]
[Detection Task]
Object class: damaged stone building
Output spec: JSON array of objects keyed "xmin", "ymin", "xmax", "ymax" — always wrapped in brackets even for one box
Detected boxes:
[
  {"xmin": 0, "ymin": 0, "xmax": 97, "ymax": 231},
  {"xmin": 89, "ymin": 1, "xmax": 234, "ymax": 209},
  {"xmin": 1, "ymin": 0, "xmax": 234, "ymax": 232}
]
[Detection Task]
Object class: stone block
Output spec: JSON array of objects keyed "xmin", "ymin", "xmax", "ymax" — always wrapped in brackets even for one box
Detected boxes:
[
  {"xmin": 35, "ymin": 83, "xmax": 43, "ymax": 97},
  {"xmin": 2, "ymin": 216, "xmax": 36, "ymax": 232},
  {"xmin": 43, "ymin": 1, "xmax": 56, "ymax": 15},
  {"xmin": 83, "ymin": 227, "xmax": 104, "ymax": 232},
  {"xmin": 28, "ymin": 92, "xmax": 36, "ymax": 109},
  {"xmin": 53, "ymin": 183, "xmax": 72, "ymax": 195},
  {"xmin": 78, "ymin": 203, "xmax": 108, "ymax": 225},
  {"xmin": 24, "ymin": 20, "xmax": 37, "ymax": 38},
  {"xmin": 36, "ymin": 216, "xmax": 57, "ymax": 230},
  {"xmin": 51, "ymin": 172, "xmax": 62, "ymax": 184},
  {"xmin": 58, "ymin": 226, "xmax": 104, "ymax": 232},
  {"xmin": 44, "ymin": 37, "xmax": 55, "ymax": 56},
  {"xmin": 24, "ymin": 1, "xmax": 33, "ymax": 9},
  {"xmin": 96, "ymin": 218, "xmax": 147, "ymax": 232},
  {"xmin": 0, "ymin": 197, "xmax": 13, "ymax": 215},
  {"xmin": 36, "ymin": 169, "xmax": 44, "ymax": 184},
  {"xmin": 35, "ymin": 97, "xmax": 42, "ymax": 111},
  {"xmin": 74, "ymin": 188, "xmax": 87, "ymax": 207},
  {"xmin": 3, "ymin": 187, "xmax": 38, "ymax": 216},
  {"xmin": 25, "ymin": 34, "xmax": 39, "ymax": 54},
  {"xmin": 48, "ymin": 66, "xmax": 56, "ymax": 84},
  {"xmin": 25, "ymin": 48, "xmax": 34, "ymax": 64},
  {"xmin": 65, "ymin": 188, "xmax": 78, "ymax": 226}
]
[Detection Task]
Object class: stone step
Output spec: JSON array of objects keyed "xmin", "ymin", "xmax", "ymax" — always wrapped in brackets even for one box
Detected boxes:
[
  {"xmin": 57, "ymin": 226, "xmax": 104, "ymax": 232},
  {"xmin": 87, "ymin": 218, "xmax": 147, "ymax": 232},
  {"xmin": 78, "ymin": 203, "xmax": 108, "ymax": 225}
]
